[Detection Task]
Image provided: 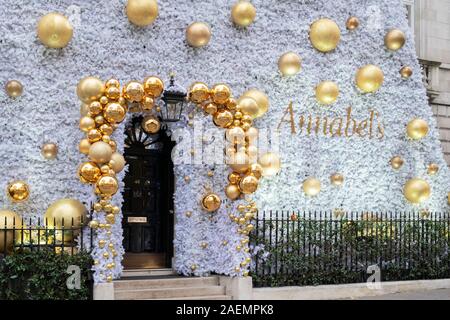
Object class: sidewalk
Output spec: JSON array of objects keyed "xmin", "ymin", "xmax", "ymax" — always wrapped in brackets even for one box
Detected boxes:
[{"xmin": 353, "ymin": 289, "xmax": 450, "ymax": 300}]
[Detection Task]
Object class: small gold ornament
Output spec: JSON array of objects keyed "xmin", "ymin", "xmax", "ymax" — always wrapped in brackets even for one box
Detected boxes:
[
  {"xmin": 309, "ymin": 18, "xmax": 341, "ymax": 52},
  {"xmin": 189, "ymin": 82, "xmax": 210, "ymax": 103},
  {"xmin": 110, "ymin": 153, "xmax": 126, "ymax": 173},
  {"xmin": 225, "ymin": 184, "xmax": 241, "ymax": 200},
  {"xmin": 79, "ymin": 116, "xmax": 95, "ymax": 132},
  {"xmin": 213, "ymin": 110, "xmax": 234, "ymax": 128},
  {"xmin": 184, "ymin": 175, "xmax": 191, "ymax": 182},
  {"xmin": 230, "ymin": 152, "xmax": 250, "ymax": 174},
  {"xmin": 0, "ymin": 210, "xmax": 22, "ymax": 253},
  {"xmin": 105, "ymin": 79, "xmax": 120, "ymax": 88},
  {"xmin": 202, "ymin": 193, "xmax": 221, "ymax": 212},
  {"xmin": 330, "ymin": 173, "xmax": 344, "ymax": 186},
  {"xmin": 89, "ymin": 141, "xmax": 113, "ymax": 164},
  {"xmin": 204, "ymin": 103, "xmax": 218, "ymax": 115},
  {"xmin": 89, "ymin": 220, "xmax": 99, "ymax": 229},
  {"xmin": 100, "ymin": 124, "xmax": 114, "ymax": 136},
  {"xmin": 142, "ymin": 116, "xmax": 161, "ymax": 134},
  {"xmin": 80, "ymin": 103, "xmax": 89, "ymax": 116},
  {"xmin": 185, "ymin": 211, "xmax": 192, "ymax": 218},
  {"xmin": 242, "ymin": 89, "xmax": 269, "ymax": 118},
  {"xmin": 37, "ymin": 13, "xmax": 73, "ymax": 48},
  {"xmin": 355, "ymin": 65, "xmax": 384, "ymax": 93},
  {"xmin": 407, "ymin": 118, "xmax": 428, "ymax": 140},
  {"xmin": 278, "ymin": 52, "xmax": 301, "ymax": 76},
  {"xmin": 186, "ymin": 22, "xmax": 211, "ymax": 48},
  {"xmin": 79, "ymin": 139, "xmax": 91, "ymax": 155},
  {"xmin": 126, "ymin": 0, "xmax": 159, "ymax": 27},
  {"xmin": 390, "ymin": 156, "xmax": 404, "ymax": 170},
  {"xmin": 5, "ymin": 80, "xmax": 23, "ymax": 98},
  {"xmin": 238, "ymin": 96, "xmax": 259, "ymax": 119},
  {"xmin": 400, "ymin": 66, "xmax": 413, "ymax": 79},
  {"xmin": 258, "ymin": 152, "xmax": 281, "ymax": 177},
  {"xmin": 77, "ymin": 77, "xmax": 104, "ymax": 104},
  {"xmin": 191, "ymin": 264, "xmax": 197, "ymax": 271},
  {"xmin": 228, "ymin": 172, "xmax": 241, "ymax": 185},
  {"xmin": 231, "ymin": 1, "xmax": 256, "ymax": 27},
  {"xmin": 87, "ymin": 129, "xmax": 102, "ymax": 143},
  {"xmin": 78, "ymin": 162, "xmax": 101, "ymax": 183},
  {"xmin": 302, "ymin": 177, "xmax": 321, "ymax": 197},
  {"xmin": 211, "ymin": 84, "xmax": 231, "ymax": 105},
  {"xmin": 385, "ymin": 29, "xmax": 406, "ymax": 51},
  {"xmin": 96, "ymin": 175, "xmax": 119, "ymax": 196},
  {"xmin": 103, "ymin": 102, "xmax": 126, "ymax": 124},
  {"xmin": 106, "ymin": 213, "xmax": 115, "ymax": 224},
  {"xmin": 427, "ymin": 163, "xmax": 439, "ymax": 176},
  {"xmin": 226, "ymin": 126, "xmax": 246, "ymax": 144},
  {"xmin": 315, "ymin": 81, "xmax": 339, "ymax": 105},
  {"xmin": 207, "ymin": 171, "xmax": 214, "ymax": 177},
  {"xmin": 403, "ymin": 178, "xmax": 431, "ymax": 204},
  {"xmin": 290, "ymin": 213, "xmax": 298, "ymax": 221},
  {"xmin": 106, "ymin": 86, "xmax": 121, "ymax": 100},
  {"xmin": 7, "ymin": 181, "xmax": 30, "ymax": 202},
  {"xmin": 346, "ymin": 17, "xmax": 359, "ymax": 30},
  {"xmin": 143, "ymin": 76, "xmax": 164, "ymax": 97},
  {"xmin": 123, "ymin": 81, "xmax": 145, "ymax": 102},
  {"xmin": 239, "ymin": 175, "xmax": 259, "ymax": 194},
  {"xmin": 249, "ymin": 163, "xmax": 263, "ymax": 179},
  {"xmin": 245, "ymin": 127, "xmax": 258, "ymax": 142},
  {"xmin": 41, "ymin": 143, "xmax": 58, "ymax": 160}
]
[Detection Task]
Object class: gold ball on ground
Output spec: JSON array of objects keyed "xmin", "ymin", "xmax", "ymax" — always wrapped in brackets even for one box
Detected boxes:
[
  {"xmin": 278, "ymin": 52, "xmax": 301, "ymax": 76},
  {"xmin": 239, "ymin": 175, "xmax": 259, "ymax": 194},
  {"xmin": 7, "ymin": 181, "xmax": 30, "ymax": 202},
  {"xmin": 103, "ymin": 102, "xmax": 126, "ymax": 124},
  {"xmin": 225, "ymin": 184, "xmax": 241, "ymax": 200},
  {"xmin": 97, "ymin": 175, "xmax": 119, "ymax": 196},
  {"xmin": 186, "ymin": 22, "xmax": 211, "ymax": 48},
  {"xmin": 390, "ymin": 156, "xmax": 404, "ymax": 170},
  {"xmin": 238, "ymin": 96, "xmax": 259, "ymax": 119},
  {"xmin": 230, "ymin": 152, "xmax": 250, "ymax": 174},
  {"xmin": 249, "ymin": 163, "xmax": 263, "ymax": 179},
  {"xmin": 403, "ymin": 178, "xmax": 431, "ymax": 204},
  {"xmin": 110, "ymin": 153, "xmax": 126, "ymax": 173},
  {"xmin": 77, "ymin": 77, "xmax": 104, "ymax": 104},
  {"xmin": 79, "ymin": 139, "xmax": 91, "ymax": 155},
  {"xmin": 37, "ymin": 13, "xmax": 73, "ymax": 48},
  {"xmin": 231, "ymin": 1, "xmax": 256, "ymax": 27},
  {"xmin": 330, "ymin": 173, "xmax": 344, "ymax": 186},
  {"xmin": 303, "ymin": 177, "xmax": 321, "ymax": 197},
  {"xmin": 258, "ymin": 152, "xmax": 281, "ymax": 177},
  {"xmin": 0, "ymin": 210, "xmax": 22, "ymax": 253},
  {"xmin": 144, "ymin": 76, "xmax": 164, "ymax": 97},
  {"xmin": 5, "ymin": 80, "xmax": 23, "ymax": 98},
  {"xmin": 355, "ymin": 65, "xmax": 384, "ymax": 93},
  {"xmin": 202, "ymin": 193, "xmax": 221, "ymax": 212},
  {"xmin": 189, "ymin": 82, "xmax": 210, "ymax": 103},
  {"xmin": 89, "ymin": 141, "xmax": 113, "ymax": 164},
  {"xmin": 385, "ymin": 29, "xmax": 406, "ymax": 51},
  {"xmin": 427, "ymin": 163, "xmax": 439, "ymax": 176},
  {"xmin": 346, "ymin": 17, "xmax": 359, "ymax": 30},
  {"xmin": 213, "ymin": 110, "xmax": 234, "ymax": 128},
  {"xmin": 309, "ymin": 18, "xmax": 341, "ymax": 52},
  {"xmin": 142, "ymin": 116, "xmax": 161, "ymax": 134},
  {"xmin": 41, "ymin": 143, "xmax": 58, "ymax": 160},
  {"xmin": 126, "ymin": 0, "xmax": 158, "ymax": 27},
  {"xmin": 211, "ymin": 84, "xmax": 231, "ymax": 105},
  {"xmin": 242, "ymin": 89, "xmax": 269, "ymax": 118},
  {"xmin": 400, "ymin": 66, "xmax": 413, "ymax": 79},
  {"xmin": 78, "ymin": 162, "xmax": 101, "ymax": 183},
  {"xmin": 315, "ymin": 81, "xmax": 339, "ymax": 105},
  {"xmin": 79, "ymin": 116, "xmax": 95, "ymax": 132},
  {"xmin": 123, "ymin": 81, "xmax": 144, "ymax": 102},
  {"xmin": 406, "ymin": 118, "xmax": 429, "ymax": 140}
]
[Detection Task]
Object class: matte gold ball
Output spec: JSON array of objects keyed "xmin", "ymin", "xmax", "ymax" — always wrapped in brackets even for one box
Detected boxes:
[
  {"xmin": 7, "ymin": 181, "xmax": 30, "ymax": 202},
  {"xmin": 79, "ymin": 139, "xmax": 91, "ymax": 155},
  {"xmin": 126, "ymin": 0, "xmax": 158, "ymax": 27},
  {"xmin": 330, "ymin": 173, "xmax": 344, "ymax": 186},
  {"xmin": 45, "ymin": 199, "xmax": 87, "ymax": 241},
  {"xmin": 239, "ymin": 175, "xmax": 259, "ymax": 194},
  {"xmin": 79, "ymin": 116, "xmax": 95, "ymax": 132},
  {"xmin": 400, "ymin": 66, "xmax": 413, "ymax": 79},
  {"xmin": 231, "ymin": 1, "xmax": 256, "ymax": 27},
  {"xmin": 406, "ymin": 118, "xmax": 429, "ymax": 140},
  {"xmin": 427, "ymin": 163, "xmax": 439, "ymax": 176},
  {"xmin": 238, "ymin": 96, "xmax": 259, "ymax": 119},
  {"xmin": 278, "ymin": 52, "xmax": 301, "ymax": 76},
  {"xmin": 309, "ymin": 18, "xmax": 341, "ymax": 52},
  {"xmin": 303, "ymin": 177, "xmax": 321, "ymax": 197},
  {"xmin": 189, "ymin": 82, "xmax": 210, "ymax": 103},
  {"xmin": 390, "ymin": 156, "xmax": 404, "ymax": 170},
  {"xmin": 110, "ymin": 153, "xmax": 126, "ymax": 173},
  {"xmin": 37, "ymin": 13, "xmax": 73, "ymax": 48},
  {"xmin": 225, "ymin": 184, "xmax": 241, "ymax": 200},
  {"xmin": 142, "ymin": 116, "xmax": 161, "ymax": 134},
  {"xmin": 385, "ymin": 29, "xmax": 406, "ymax": 51},
  {"xmin": 41, "ymin": 143, "xmax": 58, "ymax": 160},
  {"xmin": 0, "ymin": 210, "xmax": 22, "ymax": 253},
  {"xmin": 5, "ymin": 80, "xmax": 23, "ymax": 98},
  {"xmin": 315, "ymin": 81, "xmax": 339, "ymax": 105},
  {"xmin": 258, "ymin": 152, "xmax": 281, "ymax": 177},
  {"xmin": 143, "ymin": 76, "xmax": 164, "ymax": 97},
  {"xmin": 226, "ymin": 126, "xmax": 246, "ymax": 144},
  {"xmin": 242, "ymin": 89, "xmax": 269, "ymax": 118},
  {"xmin": 89, "ymin": 141, "xmax": 113, "ymax": 164},
  {"xmin": 230, "ymin": 152, "xmax": 250, "ymax": 174},
  {"xmin": 403, "ymin": 178, "xmax": 431, "ymax": 204},
  {"xmin": 346, "ymin": 17, "xmax": 360, "ymax": 30},
  {"xmin": 202, "ymin": 193, "xmax": 221, "ymax": 212},
  {"xmin": 77, "ymin": 77, "xmax": 104, "ymax": 104},
  {"xmin": 186, "ymin": 22, "xmax": 211, "ymax": 48},
  {"xmin": 355, "ymin": 65, "xmax": 384, "ymax": 93}
]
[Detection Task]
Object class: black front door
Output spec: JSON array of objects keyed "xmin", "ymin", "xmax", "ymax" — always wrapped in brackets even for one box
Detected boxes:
[{"xmin": 122, "ymin": 116, "xmax": 174, "ymax": 268}]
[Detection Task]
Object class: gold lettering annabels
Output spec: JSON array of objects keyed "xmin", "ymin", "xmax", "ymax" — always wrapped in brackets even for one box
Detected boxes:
[{"xmin": 277, "ymin": 102, "xmax": 385, "ymax": 140}]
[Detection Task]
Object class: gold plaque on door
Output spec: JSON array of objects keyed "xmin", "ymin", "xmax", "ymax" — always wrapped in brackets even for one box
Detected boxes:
[{"xmin": 127, "ymin": 217, "xmax": 148, "ymax": 223}]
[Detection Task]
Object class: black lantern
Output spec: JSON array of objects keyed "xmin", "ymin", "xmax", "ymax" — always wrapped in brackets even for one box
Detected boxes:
[{"xmin": 158, "ymin": 74, "xmax": 187, "ymax": 122}]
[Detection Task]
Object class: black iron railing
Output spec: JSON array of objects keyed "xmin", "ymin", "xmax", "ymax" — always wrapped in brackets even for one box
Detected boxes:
[{"xmin": 250, "ymin": 210, "xmax": 450, "ymax": 287}]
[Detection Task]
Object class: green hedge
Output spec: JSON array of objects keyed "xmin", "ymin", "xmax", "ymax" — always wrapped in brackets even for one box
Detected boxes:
[{"xmin": 0, "ymin": 249, "xmax": 93, "ymax": 300}]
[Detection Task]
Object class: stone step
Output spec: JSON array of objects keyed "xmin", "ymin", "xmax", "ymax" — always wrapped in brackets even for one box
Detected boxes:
[
  {"xmin": 114, "ymin": 276, "xmax": 219, "ymax": 291},
  {"xmin": 151, "ymin": 295, "xmax": 232, "ymax": 300},
  {"xmin": 115, "ymin": 285, "xmax": 226, "ymax": 300},
  {"xmin": 122, "ymin": 268, "xmax": 176, "ymax": 278}
]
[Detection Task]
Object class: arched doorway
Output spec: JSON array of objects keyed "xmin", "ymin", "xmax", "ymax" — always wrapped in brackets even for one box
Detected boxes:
[{"xmin": 122, "ymin": 115, "xmax": 175, "ymax": 269}]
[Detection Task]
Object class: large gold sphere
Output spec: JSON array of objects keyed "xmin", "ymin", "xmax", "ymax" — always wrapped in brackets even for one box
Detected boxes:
[
  {"xmin": 186, "ymin": 22, "xmax": 211, "ymax": 48},
  {"xmin": 37, "ymin": 13, "xmax": 73, "ymax": 48},
  {"xmin": 126, "ymin": 0, "xmax": 158, "ymax": 27},
  {"xmin": 230, "ymin": 152, "xmax": 250, "ymax": 174},
  {"xmin": 258, "ymin": 152, "xmax": 281, "ymax": 177},
  {"xmin": 355, "ymin": 65, "xmax": 384, "ymax": 93},
  {"xmin": 225, "ymin": 184, "xmax": 241, "ymax": 200},
  {"xmin": 142, "ymin": 116, "xmax": 161, "ymax": 134},
  {"xmin": 41, "ymin": 143, "xmax": 58, "ymax": 160},
  {"xmin": 403, "ymin": 178, "xmax": 431, "ymax": 204},
  {"xmin": 7, "ymin": 181, "xmax": 30, "ymax": 202},
  {"xmin": 278, "ymin": 52, "xmax": 301, "ymax": 76},
  {"xmin": 309, "ymin": 18, "xmax": 341, "ymax": 53},
  {"xmin": 45, "ymin": 199, "xmax": 87, "ymax": 242},
  {"xmin": 103, "ymin": 102, "xmax": 126, "ymax": 124},
  {"xmin": 238, "ymin": 96, "xmax": 259, "ymax": 119},
  {"xmin": 390, "ymin": 156, "xmax": 404, "ymax": 170},
  {"xmin": 385, "ymin": 29, "xmax": 406, "ymax": 51},
  {"xmin": 189, "ymin": 82, "xmax": 210, "ymax": 103},
  {"xmin": 239, "ymin": 174, "xmax": 259, "ymax": 194},
  {"xmin": 89, "ymin": 141, "xmax": 113, "ymax": 164},
  {"xmin": 242, "ymin": 89, "xmax": 269, "ymax": 118},
  {"xmin": 315, "ymin": 81, "xmax": 339, "ymax": 105},
  {"xmin": 96, "ymin": 175, "xmax": 119, "ymax": 196},
  {"xmin": 5, "ymin": 80, "xmax": 23, "ymax": 98},
  {"xmin": 77, "ymin": 77, "xmax": 104, "ymax": 104},
  {"xmin": 110, "ymin": 153, "xmax": 126, "ymax": 173},
  {"xmin": 78, "ymin": 162, "xmax": 101, "ymax": 184},
  {"xmin": 231, "ymin": 1, "xmax": 256, "ymax": 27},
  {"xmin": 202, "ymin": 193, "xmax": 221, "ymax": 212},
  {"xmin": 0, "ymin": 210, "xmax": 22, "ymax": 253},
  {"xmin": 406, "ymin": 118, "xmax": 429, "ymax": 140},
  {"xmin": 143, "ymin": 76, "xmax": 164, "ymax": 97},
  {"xmin": 303, "ymin": 177, "xmax": 321, "ymax": 197}
]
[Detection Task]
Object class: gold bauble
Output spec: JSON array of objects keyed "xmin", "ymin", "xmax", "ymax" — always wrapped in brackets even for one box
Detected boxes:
[
  {"xmin": 123, "ymin": 81, "xmax": 145, "ymax": 102},
  {"xmin": 213, "ymin": 110, "xmax": 234, "ymax": 128},
  {"xmin": 142, "ymin": 116, "xmax": 161, "ymax": 134},
  {"xmin": 143, "ymin": 76, "xmax": 164, "ymax": 97},
  {"xmin": 96, "ymin": 175, "xmax": 119, "ymax": 196},
  {"xmin": 105, "ymin": 86, "xmax": 121, "ymax": 100},
  {"xmin": 89, "ymin": 141, "xmax": 113, "ymax": 164},
  {"xmin": 406, "ymin": 118, "xmax": 429, "ymax": 140},
  {"xmin": 245, "ymin": 127, "xmax": 258, "ymax": 142},
  {"xmin": 427, "ymin": 163, "xmax": 439, "ymax": 176},
  {"xmin": 78, "ymin": 162, "xmax": 101, "ymax": 183},
  {"xmin": 89, "ymin": 101, "xmax": 102, "ymax": 115},
  {"xmin": 278, "ymin": 52, "xmax": 301, "ymax": 76},
  {"xmin": 105, "ymin": 78, "xmax": 120, "ymax": 88},
  {"xmin": 390, "ymin": 156, "xmax": 404, "ymax": 170},
  {"xmin": 231, "ymin": 1, "xmax": 256, "ymax": 27},
  {"xmin": 103, "ymin": 102, "xmax": 126, "ymax": 124},
  {"xmin": 5, "ymin": 80, "xmax": 23, "ymax": 98},
  {"xmin": 126, "ymin": 0, "xmax": 158, "ymax": 27},
  {"xmin": 249, "ymin": 163, "xmax": 263, "ymax": 179},
  {"xmin": 228, "ymin": 172, "xmax": 241, "ymax": 185},
  {"xmin": 225, "ymin": 184, "xmax": 241, "ymax": 200},
  {"xmin": 400, "ymin": 66, "xmax": 413, "ymax": 79},
  {"xmin": 346, "ymin": 17, "xmax": 360, "ymax": 30},
  {"xmin": 226, "ymin": 126, "xmax": 245, "ymax": 144},
  {"xmin": 100, "ymin": 124, "xmax": 114, "ymax": 136},
  {"xmin": 80, "ymin": 103, "xmax": 90, "ymax": 117},
  {"xmin": 110, "ymin": 153, "xmax": 126, "ymax": 173},
  {"xmin": 309, "ymin": 18, "xmax": 341, "ymax": 52},
  {"xmin": 79, "ymin": 139, "xmax": 91, "ymax": 155},
  {"xmin": 258, "ymin": 152, "xmax": 281, "ymax": 177},
  {"xmin": 330, "ymin": 173, "xmax": 344, "ymax": 186},
  {"xmin": 239, "ymin": 175, "xmax": 259, "ymax": 194},
  {"xmin": 204, "ymin": 103, "xmax": 218, "ymax": 115},
  {"xmin": 87, "ymin": 129, "xmax": 102, "ymax": 143},
  {"xmin": 41, "ymin": 143, "xmax": 58, "ymax": 160},
  {"xmin": 226, "ymin": 98, "xmax": 237, "ymax": 110},
  {"xmin": 189, "ymin": 82, "xmax": 210, "ymax": 103},
  {"xmin": 45, "ymin": 199, "xmax": 86, "ymax": 242},
  {"xmin": 77, "ymin": 77, "xmax": 104, "ymax": 104},
  {"xmin": 7, "ymin": 181, "xmax": 30, "ymax": 202},
  {"xmin": 403, "ymin": 178, "xmax": 431, "ymax": 204},
  {"xmin": 385, "ymin": 29, "xmax": 406, "ymax": 51},
  {"xmin": 141, "ymin": 96, "xmax": 155, "ymax": 111},
  {"xmin": 242, "ymin": 89, "xmax": 269, "ymax": 118},
  {"xmin": 302, "ymin": 177, "xmax": 321, "ymax": 197},
  {"xmin": 37, "ymin": 13, "xmax": 73, "ymax": 48},
  {"xmin": 89, "ymin": 220, "xmax": 99, "ymax": 229},
  {"xmin": 186, "ymin": 22, "xmax": 211, "ymax": 48},
  {"xmin": 0, "ymin": 210, "xmax": 22, "ymax": 253},
  {"xmin": 238, "ymin": 96, "xmax": 259, "ymax": 119},
  {"xmin": 230, "ymin": 152, "xmax": 250, "ymax": 174},
  {"xmin": 79, "ymin": 116, "xmax": 95, "ymax": 132},
  {"xmin": 315, "ymin": 81, "xmax": 339, "ymax": 105},
  {"xmin": 355, "ymin": 65, "xmax": 384, "ymax": 93},
  {"xmin": 106, "ymin": 213, "xmax": 115, "ymax": 224},
  {"xmin": 202, "ymin": 193, "xmax": 221, "ymax": 212},
  {"xmin": 211, "ymin": 84, "xmax": 231, "ymax": 105}
]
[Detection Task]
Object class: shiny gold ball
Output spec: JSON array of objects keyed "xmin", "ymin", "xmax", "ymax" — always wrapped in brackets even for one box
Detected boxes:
[
  {"xmin": 105, "ymin": 213, "xmax": 115, "ymax": 224},
  {"xmin": 143, "ymin": 76, "xmax": 164, "ymax": 97},
  {"xmin": 202, "ymin": 193, "xmax": 221, "ymax": 212},
  {"xmin": 89, "ymin": 141, "xmax": 113, "ymax": 164},
  {"xmin": 231, "ymin": 1, "xmax": 256, "ymax": 27},
  {"xmin": 78, "ymin": 162, "xmax": 101, "ymax": 184},
  {"xmin": 330, "ymin": 173, "xmax": 344, "ymax": 186},
  {"xmin": 226, "ymin": 98, "xmax": 238, "ymax": 111},
  {"xmin": 302, "ymin": 177, "xmax": 321, "ymax": 197},
  {"xmin": 105, "ymin": 78, "xmax": 120, "ymax": 88},
  {"xmin": 258, "ymin": 152, "xmax": 281, "ymax": 177},
  {"xmin": 355, "ymin": 65, "xmax": 384, "ymax": 93},
  {"xmin": 123, "ymin": 81, "xmax": 145, "ymax": 102},
  {"xmin": 87, "ymin": 129, "xmax": 102, "ymax": 143},
  {"xmin": 249, "ymin": 163, "xmax": 263, "ymax": 179},
  {"xmin": 5, "ymin": 80, "xmax": 23, "ymax": 98},
  {"xmin": 100, "ymin": 124, "xmax": 114, "ymax": 136},
  {"xmin": 89, "ymin": 101, "xmax": 103, "ymax": 115},
  {"xmin": 79, "ymin": 116, "xmax": 95, "ymax": 132},
  {"xmin": 242, "ymin": 89, "xmax": 269, "ymax": 118},
  {"xmin": 0, "ymin": 210, "xmax": 22, "ymax": 254},
  {"xmin": 213, "ymin": 110, "xmax": 234, "ymax": 128},
  {"xmin": 427, "ymin": 163, "xmax": 439, "ymax": 176},
  {"xmin": 315, "ymin": 81, "xmax": 339, "ymax": 105},
  {"xmin": 141, "ymin": 96, "xmax": 155, "ymax": 111},
  {"xmin": 211, "ymin": 84, "xmax": 231, "ymax": 105},
  {"xmin": 79, "ymin": 139, "xmax": 91, "ymax": 155},
  {"xmin": 37, "ymin": 13, "xmax": 73, "ymax": 48},
  {"xmin": 407, "ymin": 118, "xmax": 429, "ymax": 140},
  {"xmin": 385, "ymin": 29, "xmax": 406, "ymax": 51},
  {"xmin": 225, "ymin": 184, "xmax": 241, "ymax": 200},
  {"xmin": 45, "ymin": 199, "xmax": 87, "ymax": 231},
  {"xmin": 228, "ymin": 172, "xmax": 241, "ymax": 185},
  {"xmin": 400, "ymin": 66, "xmax": 413, "ymax": 79},
  {"xmin": 238, "ymin": 96, "xmax": 259, "ymax": 119},
  {"xmin": 77, "ymin": 77, "xmax": 104, "ymax": 104},
  {"xmin": 403, "ymin": 178, "xmax": 431, "ymax": 204},
  {"xmin": 390, "ymin": 156, "xmax": 404, "ymax": 170},
  {"xmin": 142, "ymin": 116, "xmax": 161, "ymax": 134},
  {"xmin": 309, "ymin": 18, "xmax": 341, "ymax": 52},
  {"xmin": 96, "ymin": 175, "xmax": 119, "ymax": 196},
  {"xmin": 7, "ymin": 181, "xmax": 30, "ymax": 202},
  {"xmin": 110, "ymin": 153, "xmax": 126, "ymax": 173},
  {"xmin": 278, "ymin": 52, "xmax": 301, "ymax": 76},
  {"xmin": 346, "ymin": 17, "xmax": 360, "ymax": 30},
  {"xmin": 103, "ymin": 102, "xmax": 126, "ymax": 124},
  {"xmin": 126, "ymin": 0, "xmax": 158, "ymax": 27},
  {"xmin": 189, "ymin": 82, "xmax": 210, "ymax": 103},
  {"xmin": 239, "ymin": 175, "xmax": 259, "ymax": 194},
  {"xmin": 204, "ymin": 103, "xmax": 218, "ymax": 115},
  {"xmin": 105, "ymin": 86, "xmax": 121, "ymax": 100},
  {"xmin": 230, "ymin": 152, "xmax": 250, "ymax": 174},
  {"xmin": 186, "ymin": 22, "xmax": 211, "ymax": 48},
  {"xmin": 41, "ymin": 143, "xmax": 58, "ymax": 160}
]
